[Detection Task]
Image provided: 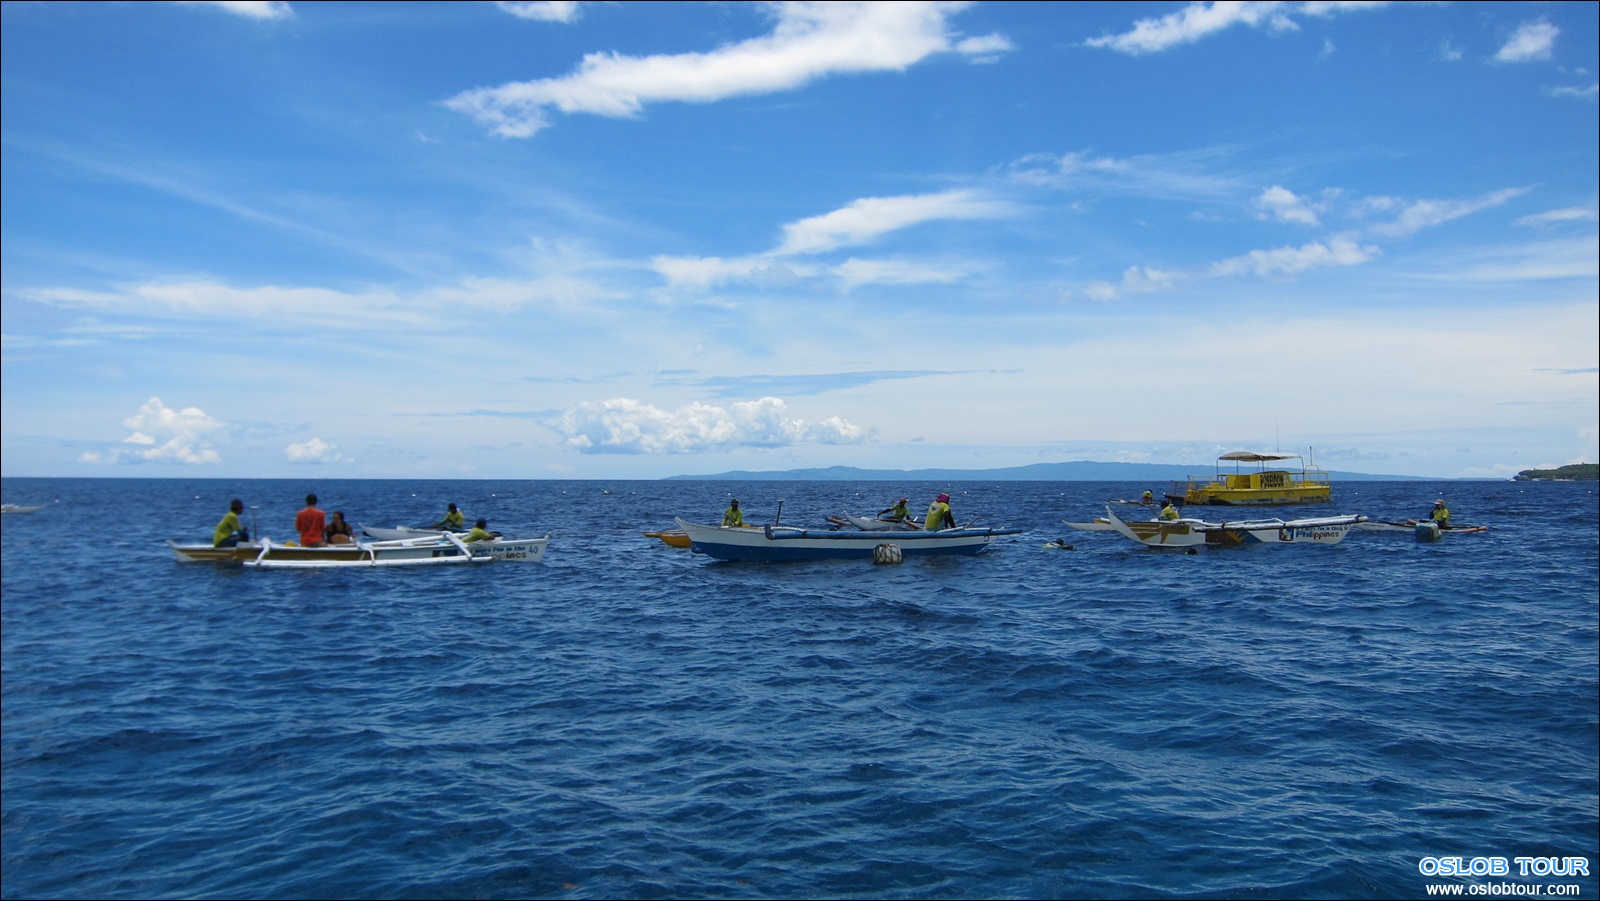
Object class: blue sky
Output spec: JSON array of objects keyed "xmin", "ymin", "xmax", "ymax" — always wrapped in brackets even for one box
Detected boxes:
[{"xmin": 2, "ymin": 1, "xmax": 1595, "ymax": 480}]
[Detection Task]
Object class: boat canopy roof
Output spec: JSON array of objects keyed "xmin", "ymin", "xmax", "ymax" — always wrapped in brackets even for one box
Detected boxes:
[{"xmin": 1217, "ymin": 451, "xmax": 1302, "ymax": 463}]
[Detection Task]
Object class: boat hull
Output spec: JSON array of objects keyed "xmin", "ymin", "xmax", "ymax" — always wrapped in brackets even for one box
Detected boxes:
[
  {"xmin": 170, "ymin": 534, "xmax": 549, "ymax": 567},
  {"xmin": 675, "ymin": 518, "xmax": 1019, "ymax": 561},
  {"xmin": 1104, "ymin": 509, "xmax": 1363, "ymax": 548}
]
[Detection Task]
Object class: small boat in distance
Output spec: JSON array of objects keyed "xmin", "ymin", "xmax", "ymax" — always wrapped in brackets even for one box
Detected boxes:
[
  {"xmin": 1166, "ymin": 451, "xmax": 1332, "ymax": 507},
  {"xmin": 2, "ymin": 503, "xmax": 46, "ymax": 514}
]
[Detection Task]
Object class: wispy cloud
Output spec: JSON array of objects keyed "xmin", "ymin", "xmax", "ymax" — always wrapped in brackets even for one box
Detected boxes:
[
  {"xmin": 551, "ymin": 396, "xmax": 868, "ymax": 454},
  {"xmin": 1368, "ymin": 187, "xmax": 1530, "ymax": 237},
  {"xmin": 1085, "ymin": 1, "xmax": 1388, "ymax": 56},
  {"xmin": 652, "ymin": 189, "xmax": 1015, "ymax": 289},
  {"xmin": 1544, "ymin": 83, "xmax": 1599, "ymax": 100},
  {"xmin": 496, "ymin": 1, "xmax": 580, "ymax": 23},
  {"xmin": 1515, "ymin": 207, "xmax": 1600, "ymax": 227},
  {"xmin": 775, "ymin": 190, "xmax": 1013, "ymax": 256},
  {"xmin": 660, "ymin": 370, "xmax": 955, "ymax": 398},
  {"xmin": 79, "ymin": 397, "xmax": 225, "ymax": 465},
  {"xmin": 178, "ymin": 1, "xmax": 294, "ymax": 20},
  {"xmin": 446, "ymin": 1, "xmax": 1010, "ymax": 137},
  {"xmin": 1005, "ymin": 148, "xmax": 1244, "ymax": 201},
  {"xmin": 286, "ymin": 437, "xmax": 352, "ymax": 464},
  {"xmin": 1494, "ymin": 20, "xmax": 1558, "ymax": 63}
]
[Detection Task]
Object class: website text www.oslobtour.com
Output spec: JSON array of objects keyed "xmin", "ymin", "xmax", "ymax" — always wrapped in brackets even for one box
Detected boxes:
[{"xmin": 1419, "ymin": 855, "xmax": 1591, "ymax": 897}]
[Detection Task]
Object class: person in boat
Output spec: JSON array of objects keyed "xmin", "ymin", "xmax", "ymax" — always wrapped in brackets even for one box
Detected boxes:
[
  {"xmin": 431, "ymin": 503, "xmax": 465, "ymax": 531},
  {"xmin": 1141, "ymin": 490, "xmax": 1154, "ymax": 505},
  {"xmin": 463, "ymin": 518, "xmax": 495, "ymax": 542},
  {"xmin": 1427, "ymin": 499, "xmax": 1451, "ymax": 529},
  {"xmin": 925, "ymin": 493, "xmax": 954, "ymax": 530},
  {"xmin": 325, "ymin": 511, "xmax": 355, "ymax": 545},
  {"xmin": 213, "ymin": 498, "xmax": 248, "ymax": 547},
  {"xmin": 722, "ymin": 499, "xmax": 745, "ymax": 527},
  {"xmin": 296, "ymin": 493, "xmax": 326, "ymax": 547},
  {"xmin": 878, "ymin": 497, "xmax": 912, "ymax": 523},
  {"xmin": 1158, "ymin": 500, "xmax": 1181, "ymax": 521}
]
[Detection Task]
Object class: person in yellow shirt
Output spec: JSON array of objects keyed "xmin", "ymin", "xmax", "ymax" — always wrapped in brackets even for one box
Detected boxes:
[
  {"xmin": 463, "ymin": 518, "xmax": 496, "ymax": 542},
  {"xmin": 1158, "ymin": 500, "xmax": 1181, "ymax": 521},
  {"xmin": 1426, "ymin": 499, "xmax": 1451, "ymax": 529},
  {"xmin": 432, "ymin": 503, "xmax": 466, "ymax": 530},
  {"xmin": 722, "ymin": 499, "xmax": 745, "ymax": 527},
  {"xmin": 213, "ymin": 498, "xmax": 248, "ymax": 547},
  {"xmin": 925, "ymin": 493, "xmax": 954, "ymax": 530}
]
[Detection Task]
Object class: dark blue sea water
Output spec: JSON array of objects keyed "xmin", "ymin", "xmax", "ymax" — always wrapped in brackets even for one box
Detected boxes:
[{"xmin": 3, "ymin": 477, "xmax": 1596, "ymax": 900}]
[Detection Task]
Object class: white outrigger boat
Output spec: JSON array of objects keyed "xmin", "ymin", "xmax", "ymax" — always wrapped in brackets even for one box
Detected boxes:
[
  {"xmin": 675, "ymin": 517, "xmax": 1019, "ymax": 562},
  {"xmin": 1103, "ymin": 507, "xmax": 1364, "ymax": 549},
  {"xmin": 2, "ymin": 503, "xmax": 46, "ymax": 514},
  {"xmin": 169, "ymin": 532, "xmax": 550, "ymax": 568}
]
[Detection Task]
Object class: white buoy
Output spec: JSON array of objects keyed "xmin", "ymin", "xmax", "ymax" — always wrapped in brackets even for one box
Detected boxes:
[{"xmin": 873, "ymin": 543, "xmax": 903, "ymax": 565}]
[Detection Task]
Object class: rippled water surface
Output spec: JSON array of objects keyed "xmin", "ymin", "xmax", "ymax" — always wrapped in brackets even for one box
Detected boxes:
[{"xmin": 3, "ymin": 477, "xmax": 1596, "ymax": 899}]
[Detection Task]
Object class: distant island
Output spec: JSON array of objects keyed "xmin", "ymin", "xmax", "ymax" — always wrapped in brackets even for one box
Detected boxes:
[
  {"xmin": 1512, "ymin": 463, "xmax": 1599, "ymax": 481},
  {"xmin": 667, "ymin": 461, "xmax": 1430, "ymax": 481}
]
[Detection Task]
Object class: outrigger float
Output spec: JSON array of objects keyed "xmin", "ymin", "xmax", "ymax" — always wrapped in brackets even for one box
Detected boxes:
[{"xmin": 1166, "ymin": 451, "xmax": 1332, "ymax": 507}]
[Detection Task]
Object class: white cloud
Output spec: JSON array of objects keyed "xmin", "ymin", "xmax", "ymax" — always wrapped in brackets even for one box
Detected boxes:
[
  {"xmin": 1369, "ymin": 187, "xmax": 1530, "ymax": 237},
  {"xmin": 180, "ymin": 1, "xmax": 294, "ymax": 20},
  {"xmin": 1085, "ymin": 1, "xmax": 1388, "ymax": 56},
  {"xmin": 1514, "ymin": 207, "xmax": 1600, "ymax": 227},
  {"xmin": 552, "ymin": 396, "xmax": 867, "ymax": 454},
  {"xmin": 496, "ymin": 1, "xmax": 580, "ymax": 22},
  {"xmin": 833, "ymin": 257, "xmax": 971, "ymax": 290},
  {"xmin": 445, "ymin": 1, "xmax": 1009, "ymax": 137},
  {"xmin": 1545, "ymin": 84, "xmax": 1599, "ymax": 100},
  {"xmin": 79, "ymin": 397, "xmax": 225, "ymax": 465},
  {"xmin": 775, "ymin": 189, "xmax": 1014, "ymax": 256},
  {"xmin": 1210, "ymin": 236, "xmax": 1378, "ymax": 277},
  {"xmin": 1495, "ymin": 20, "xmax": 1558, "ymax": 63},
  {"xmin": 1252, "ymin": 185, "xmax": 1322, "ymax": 226},
  {"xmin": 286, "ymin": 437, "xmax": 352, "ymax": 464}
]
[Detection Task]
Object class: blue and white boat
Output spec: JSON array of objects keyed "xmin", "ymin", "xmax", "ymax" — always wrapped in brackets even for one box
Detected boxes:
[{"xmin": 674, "ymin": 517, "xmax": 1020, "ymax": 562}]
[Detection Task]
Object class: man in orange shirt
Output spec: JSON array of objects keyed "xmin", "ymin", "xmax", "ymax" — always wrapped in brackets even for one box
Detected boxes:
[{"xmin": 296, "ymin": 493, "xmax": 326, "ymax": 547}]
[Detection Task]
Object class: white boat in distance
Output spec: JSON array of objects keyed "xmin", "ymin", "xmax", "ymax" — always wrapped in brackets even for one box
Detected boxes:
[
  {"xmin": 169, "ymin": 532, "xmax": 549, "ymax": 568},
  {"xmin": 1103, "ymin": 507, "xmax": 1365, "ymax": 549},
  {"xmin": 675, "ymin": 517, "xmax": 1020, "ymax": 561}
]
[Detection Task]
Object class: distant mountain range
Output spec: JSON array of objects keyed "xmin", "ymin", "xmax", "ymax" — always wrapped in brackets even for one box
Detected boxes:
[{"xmin": 667, "ymin": 461, "xmax": 1430, "ymax": 481}]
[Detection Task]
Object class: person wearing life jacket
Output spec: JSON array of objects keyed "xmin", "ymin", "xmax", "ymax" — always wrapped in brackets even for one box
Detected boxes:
[
  {"xmin": 925, "ymin": 493, "xmax": 954, "ymax": 530},
  {"xmin": 1158, "ymin": 500, "xmax": 1181, "ymax": 521},
  {"xmin": 1427, "ymin": 499, "xmax": 1451, "ymax": 529},
  {"xmin": 722, "ymin": 499, "xmax": 745, "ymax": 527}
]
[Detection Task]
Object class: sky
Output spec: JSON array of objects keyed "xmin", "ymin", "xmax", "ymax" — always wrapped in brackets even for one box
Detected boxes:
[{"xmin": 2, "ymin": 1, "xmax": 1596, "ymax": 481}]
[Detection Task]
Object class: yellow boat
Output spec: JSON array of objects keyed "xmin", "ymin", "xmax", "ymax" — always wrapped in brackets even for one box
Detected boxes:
[{"xmin": 1166, "ymin": 451, "xmax": 1331, "ymax": 507}]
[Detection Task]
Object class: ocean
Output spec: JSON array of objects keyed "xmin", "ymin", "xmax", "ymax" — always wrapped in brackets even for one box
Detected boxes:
[{"xmin": 2, "ymin": 477, "xmax": 1596, "ymax": 900}]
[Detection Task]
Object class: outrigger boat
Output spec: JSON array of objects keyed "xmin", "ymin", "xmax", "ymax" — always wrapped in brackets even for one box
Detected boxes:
[
  {"xmin": 2, "ymin": 503, "xmax": 46, "ymax": 514},
  {"xmin": 1166, "ymin": 451, "xmax": 1332, "ymax": 507},
  {"xmin": 1103, "ymin": 507, "xmax": 1363, "ymax": 549},
  {"xmin": 674, "ymin": 517, "xmax": 1020, "ymax": 562},
  {"xmin": 169, "ymin": 532, "xmax": 550, "ymax": 568}
]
